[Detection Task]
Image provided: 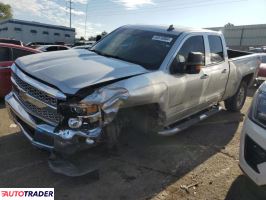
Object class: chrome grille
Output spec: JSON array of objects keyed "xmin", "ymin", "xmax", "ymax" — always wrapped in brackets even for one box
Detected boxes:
[
  {"xmin": 12, "ymin": 71, "xmax": 62, "ymax": 125},
  {"xmin": 12, "ymin": 73, "xmax": 57, "ymax": 107}
]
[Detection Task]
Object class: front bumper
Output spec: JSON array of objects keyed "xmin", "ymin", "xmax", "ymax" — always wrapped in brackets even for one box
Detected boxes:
[
  {"xmin": 5, "ymin": 92, "xmax": 102, "ymax": 152},
  {"xmin": 240, "ymin": 117, "xmax": 266, "ymax": 186}
]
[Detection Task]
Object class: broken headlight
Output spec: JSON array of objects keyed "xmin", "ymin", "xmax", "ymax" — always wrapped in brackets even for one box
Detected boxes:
[
  {"xmin": 69, "ymin": 103, "xmax": 98, "ymax": 115},
  {"xmin": 249, "ymin": 91, "xmax": 266, "ymax": 128},
  {"xmin": 59, "ymin": 103, "xmax": 101, "ymax": 129}
]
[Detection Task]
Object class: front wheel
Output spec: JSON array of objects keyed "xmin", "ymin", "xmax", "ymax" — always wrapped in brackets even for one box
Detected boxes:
[{"xmin": 224, "ymin": 81, "xmax": 247, "ymax": 112}]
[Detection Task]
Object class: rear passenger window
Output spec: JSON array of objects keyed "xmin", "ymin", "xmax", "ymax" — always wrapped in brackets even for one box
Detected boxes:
[
  {"xmin": 178, "ymin": 36, "xmax": 205, "ymax": 64},
  {"xmin": 0, "ymin": 47, "xmax": 11, "ymax": 61},
  {"xmin": 12, "ymin": 48, "xmax": 35, "ymax": 60},
  {"xmin": 208, "ymin": 35, "xmax": 224, "ymax": 63},
  {"xmin": 46, "ymin": 46, "xmax": 58, "ymax": 51},
  {"xmin": 58, "ymin": 46, "xmax": 68, "ymax": 50}
]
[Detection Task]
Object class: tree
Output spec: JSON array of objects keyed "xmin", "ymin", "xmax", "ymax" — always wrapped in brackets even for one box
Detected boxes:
[
  {"xmin": 101, "ymin": 31, "xmax": 108, "ymax": 36},
  {"xmin": 80, "ymin": 36, "xmax": 85, "ymax": 41},
  {"xmin": 224, "ymin": 23, "xmax": 234, "ymax": 28},
  {"xmin": 0, "ymin": 3, "xmax": 12, "ymax": 20},
  {"xmin": 88, "ymin": 36, "xmax": 96, "ymax": 41}
]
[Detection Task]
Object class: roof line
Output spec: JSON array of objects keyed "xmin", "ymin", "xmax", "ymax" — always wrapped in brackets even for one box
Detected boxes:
[{"xmin": 0, "ymin": 19, "xmax": 75, "ymax": 32}]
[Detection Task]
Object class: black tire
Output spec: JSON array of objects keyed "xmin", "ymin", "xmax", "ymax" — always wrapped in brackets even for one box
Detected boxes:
[
  {"xmin": 224, "ymin": 81, "xmax": 247, "ymax": 112},
  {"xmin": 132, "ymin": 107, "xmax": 161, "ymax": 137},
  {"xmin": 104, "ymin": 119, "xmax": 121, "ymax": 149}
]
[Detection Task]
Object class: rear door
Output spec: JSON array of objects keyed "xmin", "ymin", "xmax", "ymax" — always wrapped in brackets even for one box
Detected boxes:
[{"xmin": 202, "ymin": 35, "xmax": 229, "ymax": 105}]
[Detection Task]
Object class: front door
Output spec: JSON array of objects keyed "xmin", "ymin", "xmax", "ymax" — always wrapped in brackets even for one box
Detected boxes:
[{"xmin": 167, "ymin": 35, "xmax": 209, "ymax": 124}]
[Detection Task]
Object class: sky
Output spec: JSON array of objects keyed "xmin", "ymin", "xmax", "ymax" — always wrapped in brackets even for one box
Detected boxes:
[{"xmin": 2, "ymin": 0, "xmax": 266, "ymax": 38}]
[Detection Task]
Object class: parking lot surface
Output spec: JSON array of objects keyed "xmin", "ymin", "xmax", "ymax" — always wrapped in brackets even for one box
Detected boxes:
[{"xmin": 1, "ymin": 88, "xmax": 266, "ymax": 200}]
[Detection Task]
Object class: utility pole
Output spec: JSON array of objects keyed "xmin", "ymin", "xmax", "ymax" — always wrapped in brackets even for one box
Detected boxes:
[
  {"xmin": 85, "ymin": 0, "xmax": 89, "ymax": 38},
  {"xmin": 68, "ymin": 0, "xmax": 73, "ymax": 28}
]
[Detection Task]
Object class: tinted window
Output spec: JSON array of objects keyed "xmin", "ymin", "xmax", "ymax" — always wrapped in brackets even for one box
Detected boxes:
[
  {"xmin": 178, "ymin": 36, "xmax": 205, "ymax": 63},
  {"xmin": 58, "ymin": 46, "xmax": 68, "ymax": 50},
  {"xmin": 208, "ymin": 35, "xmax": 224, "ymax": 63},
  {"xmin": 46, "ymin": 46, "xmax": 58, "ymax": 51},
  {"xmin": 0, "ymin": 47, "xmax": 11, "ymax": 61},
  {"xmin": 12, "ymin": 48, "xmax": 35, "ymax": 60},
  {"xmin": 92, "ymin": 28, "xmax": 178, "ymax": 70}
]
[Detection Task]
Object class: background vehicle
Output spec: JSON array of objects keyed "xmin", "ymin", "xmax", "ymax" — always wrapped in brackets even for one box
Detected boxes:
[
  {"xmin": 26, "ymin": 42, "xmax": 53, "ymax": 49},
  {"xmin": 5, "ymin": 25, "xmax": 260, "ymax": 155},
  {"xmin": 0, "ymin": 38, "xmax": 23, "ymax": 46},
  {"xmin": 240, "ymin": 82, "xmax": 266, "ymax": 186},
  {"xmin": 72, "ymin": 45, "xmax": 93, "ymax": 50},
  {"xmin": 256, "ymin": 53, "xmax": 266, "ymax": 85},
  {"xmin": 36, "ymin": 45, "xmax": 70, "ymax": 52},
  {"xmin": 0, "ymin": 43, "xmax": 40, "ymax": 98},
  {"xmin": 74, "ymin": 41, "xmax": 95, "ymax": 47}
]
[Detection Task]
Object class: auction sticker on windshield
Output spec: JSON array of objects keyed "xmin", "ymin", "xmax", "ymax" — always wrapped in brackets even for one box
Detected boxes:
[
  {"xmin": 0, "ymin": 188, "xmax": 54, "ymax": 200},
  {"xmin": 152, "ymin": 35, "xmax": 173, "ymax": 43}
]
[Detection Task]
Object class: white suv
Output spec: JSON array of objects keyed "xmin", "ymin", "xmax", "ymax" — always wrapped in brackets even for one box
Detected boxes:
[{"xmin": 240, "ymin": 82, "xmax": 266, "ymax": 185}]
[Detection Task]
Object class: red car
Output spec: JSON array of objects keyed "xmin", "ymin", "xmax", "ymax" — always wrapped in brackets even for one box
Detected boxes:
[
  {"xmin": 258, "ymin": 54, "xmax": 266, "ymax": 76},
  {"xmin": 0, "ymin": 43, "xmax": 40, "ymax": 98}
]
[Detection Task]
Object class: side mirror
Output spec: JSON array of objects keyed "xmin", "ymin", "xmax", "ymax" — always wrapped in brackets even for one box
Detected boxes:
[
  {"xmin": 170, "ymin": 55, "xmax": 186, "ymax": 74},
  {"xmin": 186, "ymin": 52, "xmax": 204, "ymax": 74}
]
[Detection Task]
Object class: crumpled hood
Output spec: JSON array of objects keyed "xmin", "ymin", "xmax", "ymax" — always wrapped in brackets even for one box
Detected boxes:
[{"xmin": 15, "ymin": 50, "xmax": 148, "ymax": 95}]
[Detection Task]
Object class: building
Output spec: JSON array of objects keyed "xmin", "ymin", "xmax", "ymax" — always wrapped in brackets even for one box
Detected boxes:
[
  {"xmin": 208, "ymin": 24, "xmax": 266, "ymax": 51},
  {"xmin": 0, "ymin": 19, "xmax": 75, "ymax": 44}
]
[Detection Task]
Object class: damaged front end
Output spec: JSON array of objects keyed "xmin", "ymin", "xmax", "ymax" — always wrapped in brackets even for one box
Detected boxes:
[
  {"xmin": 5, "ymin": 64, "xmax": 131, "ymax": 176},
  {"xmin": 5, "ymin": 71, "xmax": 130, "ymax": 156},
  {"xmin": 54, "ymin": 85, "xmax": 130, "ymax": 154}
]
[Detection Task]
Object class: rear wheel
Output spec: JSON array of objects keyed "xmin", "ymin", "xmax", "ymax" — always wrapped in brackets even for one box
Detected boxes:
[{"xmin": 224, "ymin": 81, "xmax": 247, "ymax": 112}]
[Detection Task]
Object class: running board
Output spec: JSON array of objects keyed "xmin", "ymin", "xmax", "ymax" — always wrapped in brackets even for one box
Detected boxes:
[{"xmin": 158, "ymin": 106, "xmax": 222, "ymax": 136}]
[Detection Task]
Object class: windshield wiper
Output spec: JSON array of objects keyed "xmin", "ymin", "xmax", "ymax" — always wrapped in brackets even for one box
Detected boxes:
[
  {"xmin": 90, "ymin": 49, "xmax": 103, "ymax": 55},
  {"xmin": 91, "ymin": 50, "xmax": 122, "ymax": 60},
  {"xmin": 90, "ymin": 50, "xmax": 141, "ymax": 66}
]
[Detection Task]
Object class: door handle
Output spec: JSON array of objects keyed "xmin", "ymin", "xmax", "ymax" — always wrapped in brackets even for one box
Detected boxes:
[
  {"xmin": 200, "ymin": 74, "xmax": 209, "ymax": 79},
  {"xmin": 221, "ymin": 69, "xmax": 227, "ymax": 73}
]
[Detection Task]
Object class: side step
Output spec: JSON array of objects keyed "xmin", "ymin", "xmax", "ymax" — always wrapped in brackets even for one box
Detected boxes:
[{"xmin": 158, "ymin": 106, "xmax": 222, "ymax": 136}]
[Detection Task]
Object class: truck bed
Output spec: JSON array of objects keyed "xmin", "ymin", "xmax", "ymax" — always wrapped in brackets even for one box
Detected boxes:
[
  {"xmin": 223, "ymin": 50, "xmax": 260, "ymax": 100},
  {"xmin": 227, "ymin": 49, "xmax": 252, "ymax": 60}
]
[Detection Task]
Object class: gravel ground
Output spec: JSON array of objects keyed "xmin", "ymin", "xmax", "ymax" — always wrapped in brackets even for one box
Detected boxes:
[{"xmin": 1, "ymin": 88, "xmax": 266, "ymax": 200}]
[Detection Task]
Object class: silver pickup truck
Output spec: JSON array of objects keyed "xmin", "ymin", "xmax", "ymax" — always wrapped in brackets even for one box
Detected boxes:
[{"xmin": 5, "ymin": 25, "xmax": 260, "ymax": 154}]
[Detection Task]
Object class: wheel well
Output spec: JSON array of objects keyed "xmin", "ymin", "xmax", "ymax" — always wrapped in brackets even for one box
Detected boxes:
[
  {"xmin": 242, "ymin": 73, "xmax": 254, "ymax": 87},
  {"xmin": 116, "ymin": 103, "xmax": 163, "ymax": 130}
]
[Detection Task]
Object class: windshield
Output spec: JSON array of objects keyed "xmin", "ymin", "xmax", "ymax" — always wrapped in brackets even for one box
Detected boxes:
[{"xmin": 91, "ymin": 27, "xmax": 178, "ymax": 70}]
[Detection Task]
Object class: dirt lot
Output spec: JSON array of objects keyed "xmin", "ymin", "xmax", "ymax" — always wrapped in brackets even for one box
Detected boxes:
[{"xmin": 1, "ymin": 88, "xmax": 266, "ymax": 200}]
